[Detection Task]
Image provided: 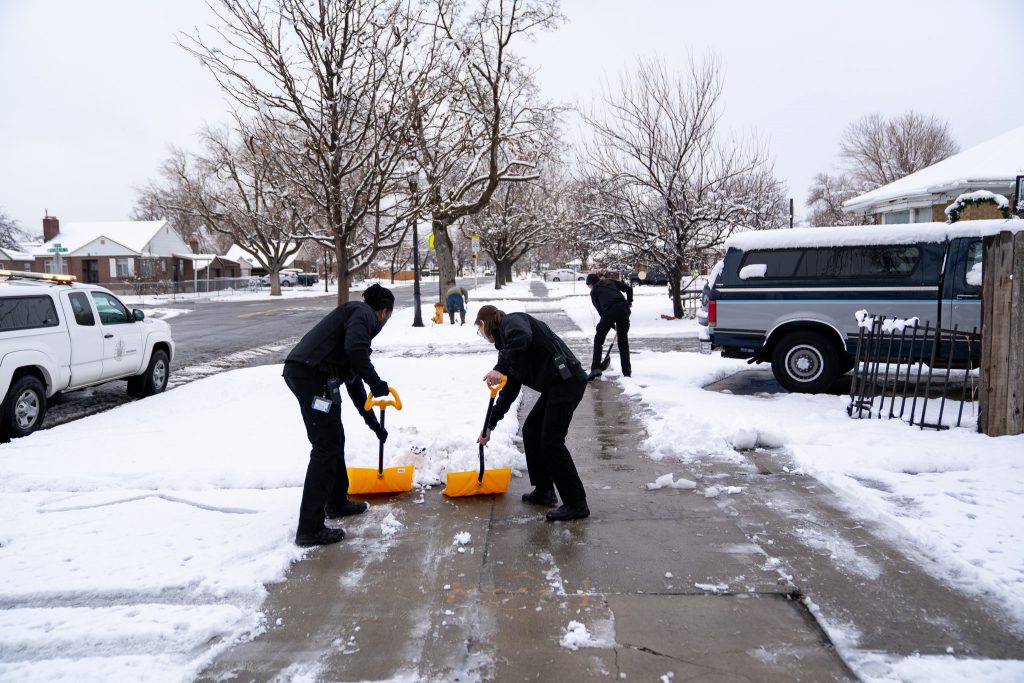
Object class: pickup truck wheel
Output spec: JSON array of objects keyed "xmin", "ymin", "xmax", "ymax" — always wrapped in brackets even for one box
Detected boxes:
[
  {"xmin": 2, "ymin": 376, "xmax": 47, "ymax": 438},
  {"xmin": 771, "ymin": 331, "xmax": 840, "ymax": 393},
  {"xmin": 551, "ymin": 277, "xmax": 561, "ymax": 282},
  {"xmin": 127, "ymin": 350, "xmax": 170, "ymax": 398}
]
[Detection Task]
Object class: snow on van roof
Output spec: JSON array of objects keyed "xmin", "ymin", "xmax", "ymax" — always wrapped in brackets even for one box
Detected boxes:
[{"xmin": 724, "ymin": 218, "xmax": 1022, "ymax": 252}]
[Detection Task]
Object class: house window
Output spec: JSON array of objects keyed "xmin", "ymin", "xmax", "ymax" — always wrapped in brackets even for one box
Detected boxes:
[
  {"xmin": 160, "ymin": 259, "xmax": 166, "ymax": 273},
  {"xmin": 140, "ymin": 259, "xmax": 155, "ymax": 277},
  {"xmin": 23, "ymin": 262, "xmax": 31, "ymax": 270},
  {"xmin": 114, "ymin": 258, "xmax": 133, "ymax": 277},
  {"xmin": 883, "ymin": 210, "xmax": 910, "ymax": 224}
]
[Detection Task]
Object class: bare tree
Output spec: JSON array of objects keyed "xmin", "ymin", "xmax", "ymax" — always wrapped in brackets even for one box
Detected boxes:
[
  {"xmin": 840, "ymin": 110, "xmax": 959, "ymax": 190},
  {"xmin": 157, "ymin": 128, "xmax": 308, "ymax": 296},
  {"xmin": 581, "ymin": 57, "xmax": 787, "ymax": 317},
  {"xmin": 472, "ymin": 177, "xmax": 558, "ymax": 289},
  {"xmin": 805, "ymin": 172, "xmax": 872, "ymax": 226},
  {"xmin": 180, "ymin": 0, "xmax": 422, "ymax": 303},
  {"xmin": 0, "ymin": 207, "xmax": 29, "ymax": 250},
  {"xmin": 407, "ymin": 0, "xmax": 563, "ymax": 302}
]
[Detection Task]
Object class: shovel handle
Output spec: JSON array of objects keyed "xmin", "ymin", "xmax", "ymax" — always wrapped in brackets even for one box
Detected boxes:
[
  {"xmin": 486, "ymin": 375, "xmax": 507, "ymax": 399},
  {"xmin": 364, "ymin": 387, "xmax": 402, "ymax": 412}
]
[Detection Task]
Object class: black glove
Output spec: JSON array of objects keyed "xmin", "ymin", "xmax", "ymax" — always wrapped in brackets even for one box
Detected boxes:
[
  {"xmin": 375, "ymin": 426, "xmax": 389, "ymax": 443},
  {"xmin": 371, "ymin": 381, "xmax": 389, "ymax": 398}
]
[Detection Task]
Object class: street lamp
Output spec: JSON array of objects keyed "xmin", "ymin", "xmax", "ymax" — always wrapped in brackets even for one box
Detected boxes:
[{"xmin": 408, "ymin": 169, "xmax": 424, "ymax": 327}]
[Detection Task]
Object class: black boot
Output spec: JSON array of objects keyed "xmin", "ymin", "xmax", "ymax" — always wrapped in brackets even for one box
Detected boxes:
[
  {"xmin": 546, "ymin": 501, "xmax": 590, "ymax": 522},
  {"xmin": 295, "ymin": 526, "xmax": 346, "ymax": 547},
  {"xmin": 587, "ymin": 369, "xmax": 602, "ymax": 381},
  {"xmin": 522, "ymin": 487, "xmax": 558, "ymax": 507},
  {"xmin": 325, "ymin": 499, "xmax": 369, "ymax": 519}
]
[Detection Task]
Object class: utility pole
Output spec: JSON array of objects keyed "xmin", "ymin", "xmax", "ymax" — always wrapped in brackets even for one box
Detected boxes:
[{"xmin": 409, "ymin": 173, "xmax": 424, "ymax": 328}]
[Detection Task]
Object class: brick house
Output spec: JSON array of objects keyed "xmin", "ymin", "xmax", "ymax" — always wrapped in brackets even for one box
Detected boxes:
[
  {"xmin": 844, "ymin": 125, "xmax": 1024, "ymax": 224},
  {"xmin": 32, "ymin": 215, "xmax": 196, "ymax": 284},
  {"xmin": 0, "ymin": 246, "xmax": 36, "ymax": 271}
]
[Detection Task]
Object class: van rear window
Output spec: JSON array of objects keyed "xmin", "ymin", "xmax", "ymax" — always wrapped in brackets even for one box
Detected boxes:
[
  {"xmin": 740, "ymin": 245, "xmax": 920, "ymax": 280},
  {"xmin": 0, "ymin": 296, "xmax": 60, "ymax": 331}
]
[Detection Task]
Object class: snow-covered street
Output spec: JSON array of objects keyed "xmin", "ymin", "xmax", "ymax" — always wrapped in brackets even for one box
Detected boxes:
[{"xmin": 1, "ymin": 279, "xmax": 1022, "ymax": 681}]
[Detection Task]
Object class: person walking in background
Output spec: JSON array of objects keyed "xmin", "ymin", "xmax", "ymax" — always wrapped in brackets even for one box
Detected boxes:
[
  {"xmin": 445, "ymin": 284, "xmax": 470, "ymax": 325},
  {"xmin": 282, "ymin": 284, "xmax": 395, "ymax": 547},
  {"xmin": 474, "ymin": 305, "xmax": 591, "ymax": 522},
  {"xmin": 585, "ymin": 273, "xmax": 633, "ymax": 379}
]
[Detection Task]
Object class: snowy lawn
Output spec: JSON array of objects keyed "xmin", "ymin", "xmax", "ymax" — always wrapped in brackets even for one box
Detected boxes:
[
  {"xmin": 0, "ymin": 298, "xmax": 532, "ymax": 681},
  {"xmin": 608, "ymin": 350, "xmax": 1024, "ymax": 644}
]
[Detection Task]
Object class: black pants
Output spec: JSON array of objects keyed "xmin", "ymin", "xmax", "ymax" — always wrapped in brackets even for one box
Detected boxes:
[
  {"xmin": 521, "ymin": 377, "xmax": 588, "ymax": 505},
  {"xmin": 592, "ymin": 307, "xmax": 631, "ymax": 375},
  {"xmin": 283, "ymin": 363, "xmax": 350, "ymax": 534}
]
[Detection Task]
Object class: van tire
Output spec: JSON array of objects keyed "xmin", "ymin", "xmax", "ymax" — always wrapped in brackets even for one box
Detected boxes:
[
  {"xmin": 127, "ymin": 350, "xmax": 170, "ymax": 398},
  {"xmin": 2, "ymin": 375, "xmax": 47, "ymax": 438},
  {"xmin": 771, "ymin": 331, "xmax": 840, "ymax": 393}
]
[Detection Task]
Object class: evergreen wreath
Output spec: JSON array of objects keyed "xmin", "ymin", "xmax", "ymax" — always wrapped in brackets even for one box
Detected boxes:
[{"xmin": 945, "ymin": 191, "xmax": 1011, "ymax": 223}]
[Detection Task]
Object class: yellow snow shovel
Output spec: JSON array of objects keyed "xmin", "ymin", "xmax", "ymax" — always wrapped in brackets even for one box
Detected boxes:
[
  {"xmin": 442, "ymin": 376, "xmax": 512, "ymax": 497},
  {"xmin": 347, "ymin": 388, "xmax": 414, "ymax": 494}
]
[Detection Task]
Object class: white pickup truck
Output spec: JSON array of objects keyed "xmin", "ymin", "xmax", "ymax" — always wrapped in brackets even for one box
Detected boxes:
[{"xmin": 0, "ymin": 271, "xmax": 175, "ymax": 439}]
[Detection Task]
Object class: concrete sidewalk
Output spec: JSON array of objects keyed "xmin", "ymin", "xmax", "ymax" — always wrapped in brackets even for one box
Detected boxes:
[{"xmin": 199, "ymin": 301, "xmax": 854, "ymax": 681}]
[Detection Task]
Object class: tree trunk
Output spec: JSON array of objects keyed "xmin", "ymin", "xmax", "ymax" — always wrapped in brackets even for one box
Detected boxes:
[
  {"xmin": 502, "ymin": 261, "xmax": 513, "ymax": 284},
  {"xmin": 433, "ymin": 217, "xmax": 457, "ymax": 303},
  {"xmin": 335, "ymin": 236, "xmax": 351, "ymax": 305},
  {"xmin": 668, "ymin": 269, "xmax": 683, "ymax": 318},
  {"xmin": 270, "ymin": 266, "xmax": 281, "ymax": 297}
]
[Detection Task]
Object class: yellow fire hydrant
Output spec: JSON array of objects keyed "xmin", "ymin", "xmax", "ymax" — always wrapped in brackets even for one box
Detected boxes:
[{"xmin": 432, "ymin": 301, "xmax": 445, "ymax": 325}]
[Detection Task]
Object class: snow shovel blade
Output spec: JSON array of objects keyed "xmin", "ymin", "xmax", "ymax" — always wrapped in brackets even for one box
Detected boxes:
[
  {"xmin": 599, "ymin": 330, "xmax": 616, "ymax": 371},
  {"xmin": 347, "ymin": 465, "xmax": 415, "ymax": 494},
  {"xmin": 347, "ymin": 387, "xmax": 414, "ymax": 494},
  {"xmin": 442, "ymin": 467, "xmax": 511, "ymax": 497}
]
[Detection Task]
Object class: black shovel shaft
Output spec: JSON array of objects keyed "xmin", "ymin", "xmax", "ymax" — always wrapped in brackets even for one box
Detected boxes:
[
  {"xmin": 479, "ymin": 395, "xmax": 497, "ymax": 482},
  {"xmin": 378, "ymin": 408, "xmax": 386, "ymax": 476}
]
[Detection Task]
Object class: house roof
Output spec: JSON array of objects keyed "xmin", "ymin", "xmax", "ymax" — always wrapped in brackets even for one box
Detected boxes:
[
  {"xmin": 844, "ymin": 125, "xmax": 1024, "ymax": 214},
  {"xmin": 225, "ymin": 243, "xmax": 301, "ymax": 268},
  {"xmin": 0, "ymin": 246, "xmax": 35, "ymax": 261},
  {"xmin": 35, "ymin": 220, "xmax": 169, "ymax": 256}
]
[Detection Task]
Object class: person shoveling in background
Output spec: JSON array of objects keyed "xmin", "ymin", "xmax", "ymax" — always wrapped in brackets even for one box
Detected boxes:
[
  {"xmin": 474, "ymin": 305, "xmax": 591, "ymax": 522},
  {"xmin": 282, "ymin": 284, "xmax": 395, "ymax": 547},
  {"xmin": 585, "ymin": 272, "xmax": 633, "ymax": 380},
  {"xmin": 445, "ymin": 284, "xmax": 470, "ymax": 325}
]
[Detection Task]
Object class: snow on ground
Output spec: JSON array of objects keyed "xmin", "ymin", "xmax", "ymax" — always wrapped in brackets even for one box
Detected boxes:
[
  {"xmin": 602, "ymin": 349, "xmax": 1024, "ymax": 630},
  {"xmin": 0, "ymin": 293, "xmax": 532, "ymax": 680}
]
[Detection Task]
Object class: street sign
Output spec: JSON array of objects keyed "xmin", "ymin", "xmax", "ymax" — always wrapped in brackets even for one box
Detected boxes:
[
  {"xmin": 428, "ymin": 233, "xmax": 435, "ymax": 249},
  {"xmin": 47, "ymin": 243, "xmax": 68, "ymax": 253},
  {"xmin": 471, "ymin": 235, "xmax": 480, "ymax": 256}
]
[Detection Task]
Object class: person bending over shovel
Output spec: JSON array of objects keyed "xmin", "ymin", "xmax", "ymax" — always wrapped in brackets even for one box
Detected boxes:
[
  {"xmin": 282, "ymin": 284, "xmax": 395, "ymax": 547},
  {"xmin": 474, "ymin": 305, "xmax": 591, "ymax": 522},
  {"xmin": 585, "ymin": 272, "xmax": 632, "ymax": 380}
]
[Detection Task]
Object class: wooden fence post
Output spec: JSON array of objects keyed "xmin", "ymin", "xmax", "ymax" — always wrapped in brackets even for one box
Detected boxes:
[{"xmin": 979, "ymin": 229, "xmax": 1024, "ymax": 435}]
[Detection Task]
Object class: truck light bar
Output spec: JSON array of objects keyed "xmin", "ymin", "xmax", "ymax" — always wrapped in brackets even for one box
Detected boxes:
[{"xmin": 0, "ymin": 270, "xmax": 77, "ymax": 284}]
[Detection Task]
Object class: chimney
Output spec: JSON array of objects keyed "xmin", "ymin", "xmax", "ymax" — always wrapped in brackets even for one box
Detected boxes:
[
  {"xmin": 43, "ymin": 212, "xmax": 59, "ymax": 242},
  {"xmin": 189, "ymin": 233, "xmax": 200, "ymax": 254}
]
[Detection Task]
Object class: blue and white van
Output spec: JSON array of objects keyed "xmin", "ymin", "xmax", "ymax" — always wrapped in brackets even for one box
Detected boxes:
[{"xmin": 702, "ymin": 219, "xmax": 1016, "ymax": 393}]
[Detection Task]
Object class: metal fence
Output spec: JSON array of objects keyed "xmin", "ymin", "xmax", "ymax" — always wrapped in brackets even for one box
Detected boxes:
[
  {"xmin": 847, "ymin": 313, "xmax": 981, "ymax": 430},
  {"xmin": 99, "ymin": 277, "xmax": 264, "ymax": 299}
]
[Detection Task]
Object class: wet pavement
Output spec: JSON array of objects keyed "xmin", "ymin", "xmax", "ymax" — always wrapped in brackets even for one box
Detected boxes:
[{"xmin": 197, "ymin": 282, "xmax": 1023, "ymax": 681}]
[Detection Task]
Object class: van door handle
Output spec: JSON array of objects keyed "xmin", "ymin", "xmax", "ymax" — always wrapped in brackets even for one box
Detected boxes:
[
  {"xmin": 104, "ymin": 333, "xmax": 114, "ymax": 338},
  {"xmin": 955, "ymin": 295, "xmax": 979, "ymax": 300}
]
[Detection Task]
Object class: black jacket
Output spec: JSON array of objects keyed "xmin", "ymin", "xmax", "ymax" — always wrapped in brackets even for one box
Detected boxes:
[
  {"xmin": 488, "ymin": 313, "xmax": 586, "ymax": 428},
  {"xmin": 590, "ymin": 279, "xmax": 632, "ymax": 317},
  {"xmin": 285, "ymin": 301, "xmax": 388, "ymax": 398}
]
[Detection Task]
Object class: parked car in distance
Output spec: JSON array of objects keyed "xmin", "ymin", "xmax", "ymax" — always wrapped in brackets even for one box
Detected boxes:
[
  {"xmin": 544, "ymin": 268, "xmax": 586, "ymax": 282},
  {"xmin": 627, "ymin": 268, "xmax": 669, "ymax": 286},
  {"xmin": 296, "ymin": 272, "xmax": 319, "ymax": 286},
  {"xmin": 701, "ymin": 221, "xmax": 990, "ymax": 393},
  {"xmin": 260, "ymin": 271, "xmax": 299, "ymax": 287},
  {"xmin": 0, "ymin": 270, "xmax": 175, "ymax": 439}
]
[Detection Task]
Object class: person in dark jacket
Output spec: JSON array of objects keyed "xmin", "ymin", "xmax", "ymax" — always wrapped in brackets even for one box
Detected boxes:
[
  {"xmin": 282, "ymin": 284, "xmax": 395, "ymax": 547},
  {"xmin": 585, "ymin": 273, "xmax": 633, "ymax": 379},
  {"xmin": 474, "ymin": 305, "xmax": 590, "ymax": 522}
]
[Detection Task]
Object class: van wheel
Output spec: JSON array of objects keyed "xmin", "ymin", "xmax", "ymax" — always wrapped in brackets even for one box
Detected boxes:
[
  {"xmin": 127, "ymin": 350, "xmax": 170, "ymax": 398},
  {"xmin": 771, "ymin": 332, "xmax": 840, "ymax": 393},
  {"xmin": 2, "ymin": 375, "xmax": 47, "ymax": 438}
]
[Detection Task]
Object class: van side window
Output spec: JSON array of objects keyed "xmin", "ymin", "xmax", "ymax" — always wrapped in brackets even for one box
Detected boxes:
[
  {"xmin": 831, "ymin": 246, "xmax": 920, "ymax": 278},
  {"xmin": 0, "ymin": 296, "xmax": 60, "ymax": 331},
  {"xmin": 739, "ymin": 250, "xmax": 802, "ymax": 278},
  {"xmin": 90, "ymin": 292, "xmax": 132, "ymax": 324},
  {"xmin": 964, "ymin": 241, "xmax": 983, "ymax": 288},
  {"xmin": 68, "ymin": 292, "xmax": 96, "ymax": 326}
]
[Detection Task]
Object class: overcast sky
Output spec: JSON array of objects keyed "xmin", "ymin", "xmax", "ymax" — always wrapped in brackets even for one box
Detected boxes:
[{"xmin": 1, "ymin": 0, "xmax": 1022, "ymax": 235}]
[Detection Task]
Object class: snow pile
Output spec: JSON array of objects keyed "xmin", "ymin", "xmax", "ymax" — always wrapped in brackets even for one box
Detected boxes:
[
  {"xmin": 645, "ymin": 473, "xmax": 697, "ymax": 490},
  {"xmin": 966, "ymin": 262, "xmax": 983, "ymax": 286},
  {"xmin": 380, "ymin": 513, "xmax": 403, "ymax": 538},
  {"xmin": 739, "ymin": 263, "xmax": 767, "ymax": 280},
  {"xmin": 559, "ymin": 621, "xmax": 600, "ymax": 651},
  {"xmin": 944, "ymin": 190, "xmax": 1010, "ymax": 217},
  {"xmin": 452, "ymin": 531, "xmax": 471, "ymax": 546}
]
